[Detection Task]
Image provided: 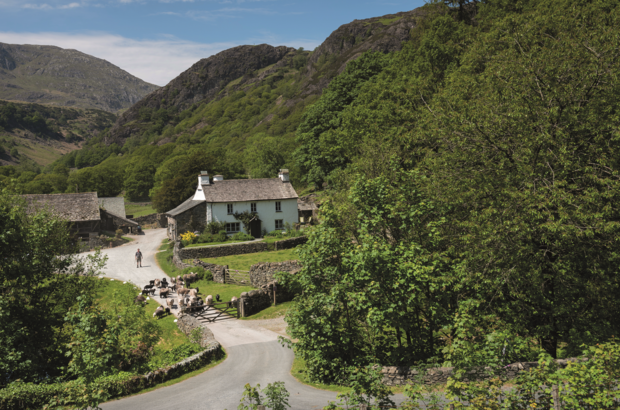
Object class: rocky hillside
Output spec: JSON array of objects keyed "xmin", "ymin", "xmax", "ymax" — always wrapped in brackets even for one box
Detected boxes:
[
  {"xmin": 0, "ymin": 43, "xmax": 159, "ymax": 113},
  {"xmin": 105, "ymin": 9, "xmax": 421, "ymax": 145}
]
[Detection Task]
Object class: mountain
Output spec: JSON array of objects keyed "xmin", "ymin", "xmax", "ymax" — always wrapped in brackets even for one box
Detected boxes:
[
  {"xmin": 0, "ymin": 43, "xmax": 159, "ymax": 113},
  {"xmin": 0, "ymin": 100, "xmax": 116, "ymax": 167},
  {"xmin": 105, "ymin": 9, "xmax": 420, "ymax": 146}
]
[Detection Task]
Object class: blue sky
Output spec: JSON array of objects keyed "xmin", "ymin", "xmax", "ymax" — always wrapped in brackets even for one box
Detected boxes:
[{"xmin": 0, "ymin": 0, "xmax": 426, "ymax": 85}]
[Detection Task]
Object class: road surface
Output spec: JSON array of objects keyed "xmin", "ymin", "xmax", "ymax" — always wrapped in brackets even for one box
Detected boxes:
[{"xmin": 94, "ymin": 229, "xmax": 400, "ymax": 409}]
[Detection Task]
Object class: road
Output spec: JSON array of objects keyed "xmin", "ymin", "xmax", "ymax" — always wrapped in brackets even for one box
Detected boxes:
[{"xmin": 95, "ymin": 229, "xmax": 403, "ymax": 409}]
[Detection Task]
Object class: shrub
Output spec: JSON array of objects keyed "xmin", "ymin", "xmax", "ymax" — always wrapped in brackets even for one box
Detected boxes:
[
  {"xmin": 205, "ymin": 221, "xmax": 226, "ymax": 235},
  {"xmin": 115, "ymin": 229, "xmax": 123, "ymax": 239},
  {"xmin": 214, "ymin": 230, "xmax": 228, "ymax": 242},
  {"xmin": 231, "ymin": 232, "xmax": 254, "ymax": 241}
]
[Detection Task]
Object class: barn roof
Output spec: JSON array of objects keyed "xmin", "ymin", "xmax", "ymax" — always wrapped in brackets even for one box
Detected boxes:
[
  {"xmin": 201, "ymin": 178, "xmax": 298, "ymax": 203},
  {"xmin": 23, "ymin": 192, "xmax": 101, "ymax": 222},
  {"xmin": 98, "ymin": 197, "xmax": 126, "ymax": 218},
  {"xmin": 101, "ymin": 209, "xmax": 139, "ymax": 226},
  {"xmin": 166, "ymin": 197, "xmax": 205, "ymax": 217}
]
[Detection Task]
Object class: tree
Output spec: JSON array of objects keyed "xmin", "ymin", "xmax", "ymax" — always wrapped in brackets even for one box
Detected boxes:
[
  {"xmin": 124, "ymin": 160, "xmax": 156, "ymax": 201},
  {"xmin": 418, "ymin": 0, "xmax": 620, "ymax": 358},
  {"xmin": 0, "ymin": 191, "xmax": 107, "ymax": 384}
]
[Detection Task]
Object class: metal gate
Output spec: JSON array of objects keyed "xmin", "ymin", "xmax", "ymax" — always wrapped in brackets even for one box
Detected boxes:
[{"xmin": 188, "ymin": 301, "xmax": 239, "ymax": 323}]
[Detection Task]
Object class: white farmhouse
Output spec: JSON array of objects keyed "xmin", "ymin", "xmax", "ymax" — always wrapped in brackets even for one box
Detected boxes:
[{"xmin": 165, "ymin": 170, "xmax": 299, "ymax": 240}]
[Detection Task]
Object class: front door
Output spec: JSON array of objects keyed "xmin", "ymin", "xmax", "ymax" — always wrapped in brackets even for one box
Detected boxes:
[{"xmin": 250, "ymin": 219, "xmax": 261, "ymax": 238}]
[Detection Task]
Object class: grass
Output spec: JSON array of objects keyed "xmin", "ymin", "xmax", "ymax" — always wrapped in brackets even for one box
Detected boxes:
[
  {"xmin": 125, "ymin": 201, "xmax": 157, "ymax": 218},
  {"xmin": 291, "ymin": 355, "xmax": 352, "ymax": 394},
  {"xmin": 240, "ymin": 300, "xmax": 295, "ymax": 320},
  {"xmin": 192, "ymin": 279, "xmax": 254, "ymax": 303},
  {"xmin": 156, "ymin": 240, "xmax": 181, "ymax": 277},
  {"xmin": 379, "ymin": 15, "xmax": 403, "ymax": 26},
  {"xmin": 107, "ymin": 350, "xmax": 227, "ymax": 401},
  {"xmin": 96, "ymin": 278, "xmax": 188, "ymax": 352},
  {"xmin": 200, "ymin": 248, "xmax": 298, "ymax": 271}
]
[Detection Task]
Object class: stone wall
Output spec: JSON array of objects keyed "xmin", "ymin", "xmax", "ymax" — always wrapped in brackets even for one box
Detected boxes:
[
  {"xmin": 131, "ymin": 213, "xmax": 168, "ymax": 228},
  {"xmin": 381, "ymin": 358, "xmax": 584, "ymax": 386},
  {"xmin": 274, "ymin": 236, "xmax": 308, "ymax": 250},
  {"xmin": 192, "ymin": 259, "xmax": 228, "ymax": 283},
  {"xmin": 176, "ymin": 314, "xmax": 218, "ymax": 348},
  {"xmin": 179, "ymin": 241, "xmax": 269, "ymax": 260},
  {"xmin": 169, "ymin": 202, "xmax": 207, "ymax": 238},
  {"xmin": 249, "ymin": 260, "xmax": 301, "ymax": 287},
  {"xmin": 239, "ymin": 289, "xmax": 273, "ymax": 317}
]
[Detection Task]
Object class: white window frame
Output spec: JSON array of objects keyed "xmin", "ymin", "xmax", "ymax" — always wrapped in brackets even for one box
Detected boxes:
[
  {"xmin": 226, "ymin": 222, "xmax": 240, "ymax": 233},
  {"xmin": 227, "ymin": 203, "xmax": 234, "ymax": 214},
  {"xmin": 275, "ymin": 219, "xmax": 284, "ymax": 230},
  {"xmin": 275, "ymin": 201, "xmax": 282, "ymax": 212},
  {"xmin": 251, "ymin": 202, "xmax": 257, "ymax": 213}
]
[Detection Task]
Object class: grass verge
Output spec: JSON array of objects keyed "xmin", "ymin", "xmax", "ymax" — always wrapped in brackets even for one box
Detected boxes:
[
  {"xmin": 156, "ymin": 240, "xmax": 181, "ymax": 278},
  {"xmin": 96, "ymin": 278, "xmax": 187, "ymax": 351},
  {"xmin": 200, "ymin": 248, "xmax": 298, "ymax": 270},
  {"xmin": 240, "ymin": 301, "xmax": 295, "ymax": 320},
  {"xmin": 186, "ymin": 239, "xmax": 253, "ymax": 248}
]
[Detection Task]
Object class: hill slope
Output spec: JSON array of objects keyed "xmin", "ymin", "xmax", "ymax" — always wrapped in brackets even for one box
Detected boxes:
[{"xmin": 0, "ymin": 43, "xmax": 159, "ymax": 113}]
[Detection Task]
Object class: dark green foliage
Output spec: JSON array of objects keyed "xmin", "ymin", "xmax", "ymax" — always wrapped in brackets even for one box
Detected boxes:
[{"xmin": 294, "ymin": 51, "xmax": 389, "ymax": 186}]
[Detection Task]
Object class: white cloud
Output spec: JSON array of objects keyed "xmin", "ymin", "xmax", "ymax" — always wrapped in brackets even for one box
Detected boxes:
[
  {"xmin": 0, "ymin": 31, "xmax": 321, "ymax": 86},
  {"xmin": 59, "ymin": 2, "xmax": 81, "ymax": 8}
]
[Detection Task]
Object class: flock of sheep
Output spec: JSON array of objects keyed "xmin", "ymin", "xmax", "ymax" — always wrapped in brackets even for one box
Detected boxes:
[{"xmin": 133, "ymin": 273, "xmax": 237, "ymax": 319}]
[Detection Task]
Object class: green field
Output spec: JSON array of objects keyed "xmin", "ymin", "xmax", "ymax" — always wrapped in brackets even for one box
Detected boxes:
[
  {"xmin": 125, "ymin": 201, "xmax": 157, "ymax": 218},
  {"xmin": 240, "ymin": 300, "xmax": 296, "ymax": 320},
  {"xmin": 200, "ymin": 248, "xmax": 298, "ymax": 271},
  {"xmin": 191, "ymin": 280, "xmax": 254, "ymax": 304},
  {"xmin": 97, "ymin": 278, "xmax": 188, "ymax": 351}
]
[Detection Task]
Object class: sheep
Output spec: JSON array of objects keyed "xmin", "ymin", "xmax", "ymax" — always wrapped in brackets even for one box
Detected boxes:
[
  {"xmin": 188, "ymin": 296, "xmax": 197, "ymax": 306},
  {"xmin": 189, "ymin": 273, "xmax": 198, "ymax": 282},
  {"xmin": 215, "ymin": 294, "xmax": 221, "ymax": 302},
  {"xmin": 153, "ymin": 306, "xmax": 164, "ymax": 319},
  {"xmin": 178, "ymin": 297, "xmax": 186, "ymax": 308},
  {"xmin": 166, "ymin": 298, "xmax": 175, "ymax": 309},
  {"xmin": 149, "ymin": 280, "xmax": 155, "ymax": 286},
  {"xmin": 189, "ymin": 288, "xmax": 198, "ymax": 298},
  {"xmin": 229, "ymin": 296, "xmax": 238, "ymax": 308},
  {"xmin": 134, "ymin": 295, "xmax": 146, "ymax": 304},
  {"xmin": 159, "ymin": 288, "xmax": 169, "ymax": 298},
  {"xmin": 176, "ymin": 275, "xmax": 183, "ymax": 284},
  {"xmin": 141, "ymin": 290, "xmax": 150, "ymax": 296},
  {"xmin": 165, "ymin": 307, "xmax": 170, "ymax": 315},
  {"xmin": 154, "ymin": 279, "xmax": 161, "ymax": 288},
  {"xmin": 206, "ymin": 295, "xmax": 213, "ymax": 306},
  {"xmin": 178, "ymin": 287, "xmax": 190, "ymax": 297},
  {"xmin": 170, "ymin": 277, "xmax": 176, "ymax": 285},
  {"xmin": 183, "ymin": 274, "xmax": 192, "ymax": 284}
]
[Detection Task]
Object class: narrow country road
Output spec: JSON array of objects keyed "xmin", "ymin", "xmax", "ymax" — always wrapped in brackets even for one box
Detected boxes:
[{"xmin": 94, "ymin": 229, "xmax": 404, "ymax": 409}]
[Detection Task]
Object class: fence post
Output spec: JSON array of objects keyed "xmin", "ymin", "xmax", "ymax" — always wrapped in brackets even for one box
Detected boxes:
[
  {"xmin": 359, "ymin": 405, "xmax": 368, "ymax": 410},
  {"xmin": 552, "ymin": 385, "xmax": 561, "ymax": 410},
  {"xmin": 257, "ymin": 406, "xmax": 265, "ymax": 410},
  {"xmin": 450, "ymin": 404, "xmax": 455, "ymax": 410}
]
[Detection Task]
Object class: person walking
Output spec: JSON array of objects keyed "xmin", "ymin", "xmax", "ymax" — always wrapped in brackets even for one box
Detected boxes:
[{"xmin": 135, "ymin": 248, "xmax": 143, "ymax": 268}]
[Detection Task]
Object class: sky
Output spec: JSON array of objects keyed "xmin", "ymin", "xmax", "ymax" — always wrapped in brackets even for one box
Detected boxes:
[{"xmin": 0, "ymin": 0, "xmax": 426, "ymax": 86}]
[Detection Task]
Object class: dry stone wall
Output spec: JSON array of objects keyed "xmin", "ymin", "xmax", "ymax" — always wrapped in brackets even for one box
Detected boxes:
[
  {"xmin": 179, "ymin": 241, "xmax": 269, "ymax": 259},
  {"xmin": 274, "ymin": 236, "xmax": 307, "ymax": 250},
  {"xmin": 249, "ymin": 260, "xmax": 301, "ymax": 288},
  {"xmin": 176, "ymin": 314, "xmax": 218, "ymax": 348},
  {"xmin": 239, "ymin": 289, "xmax": 273, "ymax": 317}
]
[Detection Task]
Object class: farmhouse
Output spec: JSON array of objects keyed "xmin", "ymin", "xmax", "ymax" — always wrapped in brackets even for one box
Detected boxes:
[
  {"xmin": 166, "ymin": 170, "xmax": 299, "ymax": 240},
  {"xmin": 98, "ymin": 197, "xmax": 139, "ymax": 233}
]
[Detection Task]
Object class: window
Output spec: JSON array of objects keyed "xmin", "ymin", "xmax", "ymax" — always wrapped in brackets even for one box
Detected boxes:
[
  {"xmin": 226, "ymin": 222, "xmax": 240, "ymax": 233},
  {"xmin": 251, "ymin": 203, "xmax": 257, "ymax": 213},
  {"xmin": 227, "ymin": 204, "xmax": 233, "ymax": 214},
  {"xmin": 275, "ymin": 219, "xmax": 284, "ymax": 230},
  {"xmin": 275, "ymin": 201, "xmax": 282, "ymax": 212}
]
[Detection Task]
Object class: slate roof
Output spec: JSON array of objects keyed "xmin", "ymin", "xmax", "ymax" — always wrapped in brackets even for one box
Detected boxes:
[
  {"xmin": 23, "ymin": 192, "xmax": 101, "ymax": 222},
  {"xmin": 297, "ymin": 198, "xmax": 318, "ymax": 211},
  {"xmin": 98, "ymin": 197, "xmax": 126, "ymax": 218},
  {"xmin": 166, "ymin": 197, "xmax": 205, "ymax": 217},
  {"xmin": 101, "ymin": 209, "xmax": 139, "ymax": 226},
  {"xmin": 201, "ymin": 178, "xmax": 298, "ymax": 203}
]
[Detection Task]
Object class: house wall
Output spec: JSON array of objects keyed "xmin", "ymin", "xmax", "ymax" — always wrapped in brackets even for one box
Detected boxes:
[
  {"xmin": 167, "ymin": 202, "xmax": 207, "ymax": 240},
  {"xmin": 209, "ymin": 198, "xmax": 298, "ymax": 234}
]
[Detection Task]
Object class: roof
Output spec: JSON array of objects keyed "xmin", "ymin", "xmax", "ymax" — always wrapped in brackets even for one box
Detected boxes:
[
  {"xmin": 297, "ymin": 198, "xmax": 318, "ymax": 211},
  {"xmin": 101, "ymin": 209, "xmax": 139, "ymax": 226},
  {"xmin": 201, "ymin": 178, "xmax": 298, "ymax": 203},
  {"xmin": 23, "ymin": 192, "xmax": 100, "ymax": 222},
  {"xmin": 166, "ymin": 196, "xmax": 206, "ymax": 216},
  {"xmin": 98, "ymin": 197, "xmax": 126, "ymax": 218}
]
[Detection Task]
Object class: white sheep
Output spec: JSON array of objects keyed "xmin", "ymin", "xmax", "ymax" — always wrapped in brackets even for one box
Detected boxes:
[{"xmin": 166, "ymin": 298, "xmax": 175, "ymax": 309}]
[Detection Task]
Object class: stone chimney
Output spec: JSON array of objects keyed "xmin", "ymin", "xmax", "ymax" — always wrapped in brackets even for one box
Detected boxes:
[
  {"xmin": 278, "ymin": 169, "xmax": 290, "ymax": 182},
  {"xmin": 213, "ymin": 175, "xmax": 224, "ymax": 182},
  {"xmin": 199, "ymin": 171, "xmax": 209, "ymax": 186}
]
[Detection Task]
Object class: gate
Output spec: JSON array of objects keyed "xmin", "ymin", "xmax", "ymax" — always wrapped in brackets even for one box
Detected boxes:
[
  {"xmin": 225, "ymin": 269, "xmax": 251, "ymax": 285},
  {"xmin": 188, "ymin": 301, "xmax": 239, "ymax": 323}
]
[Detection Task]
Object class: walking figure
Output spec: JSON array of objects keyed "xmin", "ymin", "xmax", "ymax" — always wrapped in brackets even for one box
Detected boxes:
[{"xmin": 135, "ymin": 248, "xmax": 143, "ymax": 268}]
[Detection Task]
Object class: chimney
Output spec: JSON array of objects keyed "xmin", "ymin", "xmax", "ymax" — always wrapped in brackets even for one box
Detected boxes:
[
  {"xmin": 278, "ymin": 169, "xmax": 290, "ymax": 182},
  {"xmin": 199, "ymin": 171, "xmax": 209, "ymax": 186},
  {"xmin": 213, "ymin": 175, "xmax": 224, "ymax": 182}
]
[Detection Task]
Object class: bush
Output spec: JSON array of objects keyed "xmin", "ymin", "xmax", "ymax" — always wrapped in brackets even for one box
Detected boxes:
[
  {"xmin": 214, "ymin": 230, "xmax": 228, "ymax": 242},
  {"xmin": 205, "ymin": 221, "xmax": 226, "ymax": 235},
  {"xmin": 180, "ymin": 266, "xmax": 212, "ymax": 281},
  {"xmin": 231, "ymin": 232, "xmax": 254, "ymax": 241},
  {"xmin": 147, "ymin": 342, "xmax": 204, "ymax": 371},
  {"xmin": 115, "ymin": 229, "xmax": 123, "ymax": 239}
]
